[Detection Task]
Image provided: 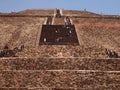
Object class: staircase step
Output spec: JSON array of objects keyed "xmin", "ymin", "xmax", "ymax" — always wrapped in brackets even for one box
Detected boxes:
[
  {"xmin": 0, "ymin": 88, "xmax": 77, "ymax": 90},
  {"xmin": 0, "ymin": 88, "xmax": 27, "ymax": 90},
  {"xmin": 0, "ymin": 57, "xmax": 120, "ymax": 71},
  {"xmin": 53, "ymin": 18, "xmax": 65, "ymax": 25},
  {"xmin": 0, "ymin": 70, "xmax": 119, "ymax": 89},
  {"xmin": 0, "ymin": 88, "xmax": 52, "ymax": 90}
]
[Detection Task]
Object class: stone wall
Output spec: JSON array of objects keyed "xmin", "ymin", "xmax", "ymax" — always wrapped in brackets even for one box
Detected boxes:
[
  {"xmin": 0, "ymin": 57, "xmax": 119, "ymax": 89},
  {"xmin": 75, "ymin": 25, "xmax": 120, "ymax": 52},
  {"xmin": 0, "ymin": 17, "xmax": 45, "ymax": 49}
]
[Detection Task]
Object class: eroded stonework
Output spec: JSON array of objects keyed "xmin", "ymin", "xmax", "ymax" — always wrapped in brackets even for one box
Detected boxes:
[{"xmin": 0, "ymin": 9, "xmax": 120, "ymax": 90}]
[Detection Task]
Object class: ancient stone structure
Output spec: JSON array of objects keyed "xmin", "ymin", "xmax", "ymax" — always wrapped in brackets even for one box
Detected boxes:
[{"xmin": 0, "ymin": 9, "xmax": 120, "ymax": 90}]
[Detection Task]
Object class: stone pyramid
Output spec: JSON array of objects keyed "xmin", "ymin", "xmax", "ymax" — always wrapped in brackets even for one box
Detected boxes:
[{"xmin": 0, "ymin": 9, "xmax": 120, "ymax": 90}]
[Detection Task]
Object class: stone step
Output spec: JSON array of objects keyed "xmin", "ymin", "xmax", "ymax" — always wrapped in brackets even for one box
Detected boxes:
[
  {"xmin": 0, "ymin": 88, "xmax": 81, "ymax": 90},
  {"xmin": 0, "ymin": 87, "xmax": 120, "ymax": 90},
  {"xmin": 0, "ymin": 88, "xmax": 82, "ymax": 90},
  {"xmin": 0, "ymin": 70, "xmax": 119, "ymax": 89},
  {"xmin": 53, "ymin": 18, "xmax": 65, "ymax": 25},
  {"xmin": 0, "ymin": 88, "xmax": 54, "ymax": 90},
  {"xmin": 0, "ymin": 57, "xmax": 120, "ymax": 71},
  {"xmin": 0, "ymin": 88, "xmax": 28, "ymax": 90},
  {"xmin": 46, "ymin": 16, "xmax": 53, "ymax": 25}
]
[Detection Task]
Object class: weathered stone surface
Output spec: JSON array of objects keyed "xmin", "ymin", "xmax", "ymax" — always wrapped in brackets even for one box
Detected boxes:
[
  {"xmin": 0, "ymin": 17, "xmax": 45, "ymax": 48},
  {"xmin": 62, "ymin": 10, "xmax": 100, "ymax": 17},
  {"xmin": 18, "ymin": 9, "xmax": 54, "ymax": 16},
  {"xmin": 0, "ymin": 88, "xmax": 77, "ymax": 90},
  {"xmin": 0, "ymin": 71, "xmax": 119, "ymax": 89},
  {"xmin": 0, "ymin": 88, "xmax": 27, "ymax": 90},
  {"xmin": 106, "ymin": 59, "xmax": 120, "ymax": 71},
  {"xmin": 0, "ymin": 9, "xmax": 120, "ymax": 90},
  {"xmin": 0, "ymin": 58, "xmax": 120, "ymax": 71}
]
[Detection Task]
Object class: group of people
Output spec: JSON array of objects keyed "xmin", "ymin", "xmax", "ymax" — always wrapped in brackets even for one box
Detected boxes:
[
  {"xmin": 56, "ymin": 8, "xmax": 61, "ymax": 18},
  {"xmin": 65, "ymin": 17, "xmax": 72, "ymax": 26},
  {"xmin": 105, "ymin": 48, "xmax": 119, "ymax": 58},
  {"xmin": 64, "ymin": 16, "xmax": 72, "ymax": 30},
  {"xmin": 55, "ymin": 17, "xmax": 73, "ymax": 43},
  {"xmin": 0, "ymin": 44, "xmax": 24, "ymax": 58}
]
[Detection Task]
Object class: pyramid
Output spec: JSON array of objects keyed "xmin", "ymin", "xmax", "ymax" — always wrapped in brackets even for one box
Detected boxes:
[{"xmin": 0, "ymin": 9, "xmax": 120, "ymax": 90}]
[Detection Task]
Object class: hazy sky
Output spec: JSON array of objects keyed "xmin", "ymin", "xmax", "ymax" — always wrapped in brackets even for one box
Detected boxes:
[{"xmin": 0, "ymin": 0, "xmax": 120, "ymax": 15}]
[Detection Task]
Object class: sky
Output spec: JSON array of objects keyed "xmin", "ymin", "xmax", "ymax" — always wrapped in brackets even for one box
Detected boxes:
[{"xmin": 0, "ymin": 0, "xmax": 120, "ymax": 15}]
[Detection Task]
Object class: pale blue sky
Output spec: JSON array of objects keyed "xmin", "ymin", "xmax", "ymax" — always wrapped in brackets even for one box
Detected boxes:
[{"xmin": 0, "ymin": 0, "xmax": 120, "ymax": 15}]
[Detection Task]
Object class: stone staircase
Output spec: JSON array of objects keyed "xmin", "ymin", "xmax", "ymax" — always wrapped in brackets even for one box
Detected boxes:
[
  {"xmin": 46, "ymin": 16, "xmax": 53, "ymax": 25},
  {"xmin": 39, "ymin": 25, "xmax": 79, "ymax": 45},
  {"xmin": 52, "ymin": 9, "xmax": 65, "ymax": 25},
  {"xmin": 53, "ymin": 17, "xmax": 65, "ymax": 25},
  {"xmin": 0, "ymin": 57, "xmax": 120, "ymax": 90}
]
